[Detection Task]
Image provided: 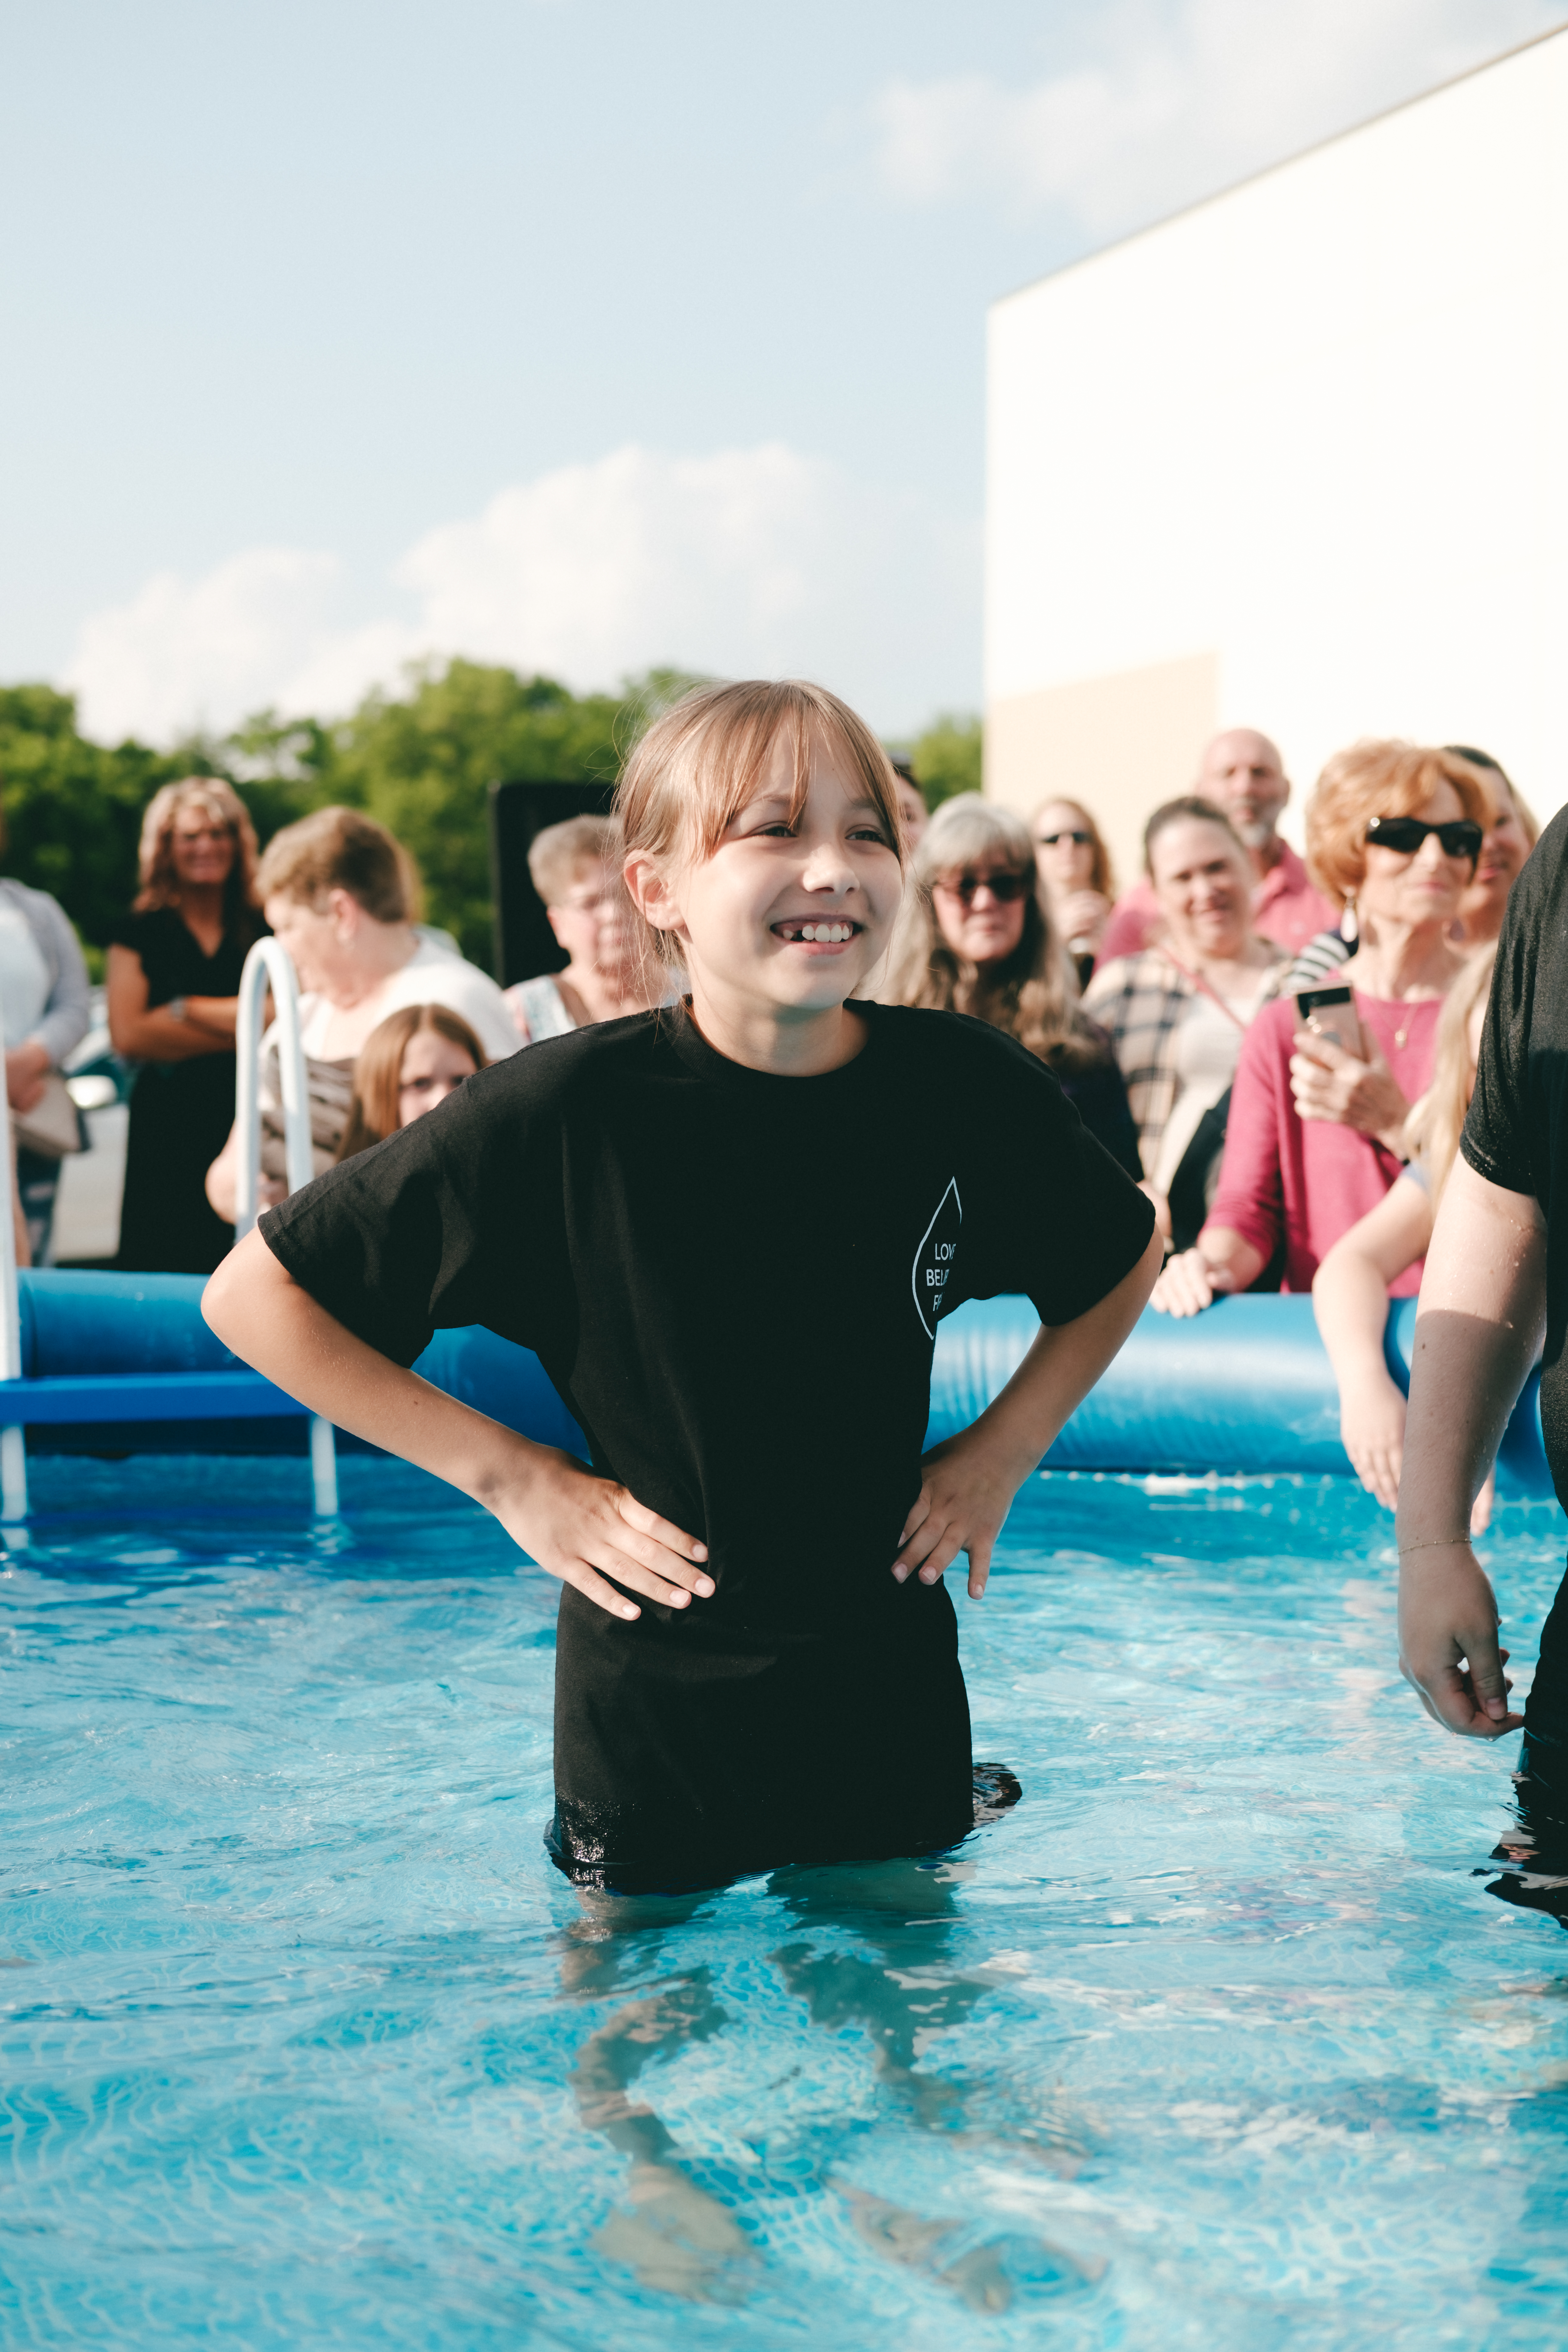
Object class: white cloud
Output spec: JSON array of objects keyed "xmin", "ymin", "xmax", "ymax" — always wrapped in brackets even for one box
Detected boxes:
[
  {"xmin": 871, "ymin": 0, "xmax": 1566, "ymax": 237},
  {"xmin": 64, "ymin": 443, "xmax": 978, "ymax": 744}
]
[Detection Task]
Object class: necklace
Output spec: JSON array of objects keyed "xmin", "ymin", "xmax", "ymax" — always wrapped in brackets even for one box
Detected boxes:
[{"xmin": 1394, "ymin": 1020, "xmax": 1410, "ymax": 1050}]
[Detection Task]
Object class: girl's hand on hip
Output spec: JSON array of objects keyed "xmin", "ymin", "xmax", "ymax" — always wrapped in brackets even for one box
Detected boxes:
[
  {"xmin": 492, "ymin": 1447, "xmax": 711, "ymax": 1622},
  {"xmin": 893, "ymin": 1428, "xmax": 1031, "ymax": 1600},
  {"xmin": 1398, "ymin": 1540, "xmax": 1521, "ymax": 1737}
]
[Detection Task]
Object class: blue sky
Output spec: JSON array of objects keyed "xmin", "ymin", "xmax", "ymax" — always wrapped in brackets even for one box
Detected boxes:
[{"xmin": 5, "ymin": 0, "xmax": 1563, "ymax": 740}]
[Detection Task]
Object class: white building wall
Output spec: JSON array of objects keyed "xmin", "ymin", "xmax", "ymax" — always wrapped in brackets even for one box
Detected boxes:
[{"xmin": 986, "ymin": 27, "xmax": 1568, "ymax": 889}]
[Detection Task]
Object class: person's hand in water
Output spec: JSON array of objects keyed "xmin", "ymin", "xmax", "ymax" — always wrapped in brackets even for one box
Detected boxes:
[
  {"xmin": 1398, "ymin": 1536, "xmax": 1521, "ymax": 1737},
  {"xmin": 490, "ymin": 1448, "xmax": 712, "ymax": 1621}
]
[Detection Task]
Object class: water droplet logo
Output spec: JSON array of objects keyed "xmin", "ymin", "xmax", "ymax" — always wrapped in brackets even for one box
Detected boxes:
[{"xmin": 912, "ymin": 1178, "xmax": 962, "ymax": 1340}]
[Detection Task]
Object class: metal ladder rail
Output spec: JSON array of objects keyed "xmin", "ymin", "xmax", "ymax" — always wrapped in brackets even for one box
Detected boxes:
[
  {"xmin": 233, "ymin": 939, "xmax": 339, "ymax": 1517},
  {"xmin": 0, "ymin": 1078, "xmax": 27, "ymax": 1526}
]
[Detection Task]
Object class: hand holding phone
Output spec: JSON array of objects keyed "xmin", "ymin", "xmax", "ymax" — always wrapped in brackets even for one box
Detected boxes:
[{"xmin": 1294, "ymin": 985, "xmax": 1363, "ymax": 1060}]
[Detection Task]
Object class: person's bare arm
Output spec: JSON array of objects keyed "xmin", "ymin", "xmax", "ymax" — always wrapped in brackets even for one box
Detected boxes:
[
  {"xmin": 1149, "ymin": 1226, "xmax": 1265, "ymax": 1317},
  {"xmin": 1397, "ymin": 1157, "xmax": 1545, "ymax": 1737},
  {"xmin": 1312, "ymin": 1176, "xmax": 1432, "ymax": 1510},
  {"xmin": 107, "ymin": 945, "xmax": 236, "ymax": 1061},
  {"xmin": 203, "ymin": 1231, "xmax": 712, "ymax": 1620},
  {"xmin": 895, "ymin": 1224, "xmax": 1163, "ymax": 1598},
  {"xmin": 205, "ymin": 1122, "xmax": 286, "ymax": 1222}
]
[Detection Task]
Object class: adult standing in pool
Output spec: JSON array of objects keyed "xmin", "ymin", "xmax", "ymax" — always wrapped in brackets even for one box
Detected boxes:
[
  {"xmin": 108, "ymin": 778, "xmax": 266, "ymax": 1273},
  {"xmin": 1398, "ymin": 805, "xmax": 1568, "ymax": 1748}
]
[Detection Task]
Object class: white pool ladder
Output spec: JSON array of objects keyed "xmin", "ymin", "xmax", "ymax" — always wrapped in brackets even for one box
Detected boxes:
[
  {"xmin": 234, "ymin": 938, "xmax": 339, "ymax": 1517},
  {"xmin": 0, "ymin": 1077, "xmax": 27, "ymax": 1528}
]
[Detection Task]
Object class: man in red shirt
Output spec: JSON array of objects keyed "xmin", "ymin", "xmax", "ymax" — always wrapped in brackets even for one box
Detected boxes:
[{"xmin": 1101, "ymin": 729, "xmax": 1337, "ymax": 964}]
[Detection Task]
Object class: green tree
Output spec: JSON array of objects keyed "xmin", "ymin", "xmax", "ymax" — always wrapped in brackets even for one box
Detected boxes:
[
  {"xmin": 323, "ymin": 661, "xmax": 633, "ymax": 966},
  {"xmin": 907, "ymin": 713, "xmax": 982, "ymax": 811},
  {"xmin": 0, "ymin": 686, "xmax": 183, "ymax": 961}
]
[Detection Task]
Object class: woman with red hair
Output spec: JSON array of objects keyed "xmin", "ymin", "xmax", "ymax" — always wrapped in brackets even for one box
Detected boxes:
[{"xmin": 1153, "ymin": 741, "xmax": 1493, "ymax": 1314}]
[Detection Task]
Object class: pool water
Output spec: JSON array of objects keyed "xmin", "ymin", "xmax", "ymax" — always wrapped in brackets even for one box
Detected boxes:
[{"xmin": 4, "ymin": 1459, "xmax": 1568, "ymax": 2349}]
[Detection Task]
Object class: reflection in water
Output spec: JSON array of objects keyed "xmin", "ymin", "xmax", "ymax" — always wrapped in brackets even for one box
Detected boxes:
[
  {"xmin": 1485, "ymin": 1731, "xmax": 1568, "ymax": 1928},
  {"xmin": 556, "ymin": 1767, "xmax": 1083, "ymax": 2311}
]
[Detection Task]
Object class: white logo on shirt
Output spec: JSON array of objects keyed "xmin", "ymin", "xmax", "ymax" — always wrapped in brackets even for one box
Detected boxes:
[{"xmin": 912, "ymin": 1178, "xmax": 962, "ymax": 1339}]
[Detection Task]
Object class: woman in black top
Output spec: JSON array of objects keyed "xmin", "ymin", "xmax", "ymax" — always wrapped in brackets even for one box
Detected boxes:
[
  {"xmin": 108, "ymin": 777, "xmax": 265, "ymax": 1272},
  {"xmin": 205, "ymin": 682, "xmax": 1160, "ymax": 1894}
]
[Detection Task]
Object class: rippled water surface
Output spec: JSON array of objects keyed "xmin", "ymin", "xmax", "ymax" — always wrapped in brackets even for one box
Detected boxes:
[{"xmin": 3, "ymin": 1458, "xmax": 1568, "ymax": 2348}]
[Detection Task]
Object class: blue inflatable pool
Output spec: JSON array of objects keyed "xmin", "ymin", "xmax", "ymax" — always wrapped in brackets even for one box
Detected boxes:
[{"xmin": 4, "ymin": 1270, "xmax": 1552, "ymax": 1495}]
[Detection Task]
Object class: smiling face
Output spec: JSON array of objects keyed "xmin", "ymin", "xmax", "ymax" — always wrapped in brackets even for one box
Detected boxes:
[
  {"xmin": 1199, "ymin": 730, "xmax": 1289, "ymax": 850},
  {"xmin": 625, "ymin": 729, "xmax": 903, "ymax": 1041},
  {"xmin": 169, "ymin": 806, "xmax": 236, "ymax": 891},
  {"xmin": 1461, "ymin": 777, "xmax": 1531, "ymax": 934},
  {"xmin": 1148, "ymin": 818, "xmax": 1253, "ymax": 961},
  {"xmin": 397, "ymin": 1027, "xmax": 478, "ymax": 1126},
  {"xmin": 1358, "ymin": 779, "xmax": 1472, "ymax": 933}
]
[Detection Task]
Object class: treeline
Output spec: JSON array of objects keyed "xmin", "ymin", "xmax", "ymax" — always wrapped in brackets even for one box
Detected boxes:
[{"xmin": 0, "ymin": 663, "xmax": 982, "ymax": 974}]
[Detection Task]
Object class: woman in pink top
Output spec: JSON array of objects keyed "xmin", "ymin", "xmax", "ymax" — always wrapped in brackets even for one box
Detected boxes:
[{"xmin": 1152, "ymin": 741, "xmax": 1495, "ymax": 1314}]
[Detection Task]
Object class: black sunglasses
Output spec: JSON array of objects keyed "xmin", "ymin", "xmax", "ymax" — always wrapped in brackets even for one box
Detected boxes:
[
  {"xmin": 1035, "ymin": 828, "xmax": 1091, "ymax": 848},
  {"xmin": 1365, "ymin": 815, "xmax": 1483, "ymax": 861},
  {"xmin": 937, "ymin": 869, "xmax": 1033, "ymax": 904}
]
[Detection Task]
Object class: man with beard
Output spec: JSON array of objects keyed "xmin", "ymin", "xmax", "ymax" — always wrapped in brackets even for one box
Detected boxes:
[{"xmin": 1102, "ymin": 728, "xmax": 1335, "ymax": 962}]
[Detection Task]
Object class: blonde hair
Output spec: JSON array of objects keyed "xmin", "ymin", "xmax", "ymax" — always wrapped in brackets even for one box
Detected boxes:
[
  {"xmin": 1305, "ymin": 741, "xmax": 1495, "ymax": 911},
  {"xmin": 891, "ymin": 795, "xmax": 1103, "ymax": 1071},
  {"xmin": 1402, "ymin": 942, "xmax": 1496, "ymax": 1205},
  {"xmin": 528, "ymin": 814, "xmax": 616, "ymax": 908},
  {"xmin": 614, "ymin": 679, "xmax": 905, "ymax": 973},
  {"xmin": 335, "ymin": 1003, "xmax": 487, "ymax": 1162},
  {"xmin": 1030, "ymin": 795, "xmax": 1116, "ymax": 901},
  {"xmin": 255, "ymin": 805, "xmax": 421, "ymax": 924},
  {"xmin": 1446, "ymin": 748, "xmax": 1539, "ymax": 852},
  {"xmin": 133, "ymin": 777, "xmax": 262, "ymax": 926}
]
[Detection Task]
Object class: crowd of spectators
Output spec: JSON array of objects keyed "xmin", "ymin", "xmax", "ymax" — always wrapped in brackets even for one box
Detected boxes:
[{"xmin": 12, "ymin": 701, "xmax": 1544, "ymax": 1531}]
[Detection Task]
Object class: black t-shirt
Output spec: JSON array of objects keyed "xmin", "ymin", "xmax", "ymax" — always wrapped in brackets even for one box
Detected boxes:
[
  {"xmin": 262, "ymin": 1001, "xmax": 1154, "ymax": 1638},
  {"xmin": 109, "ymin": 905, "xmax": 257, "ymax": 1011},
  {"xmin": 1463, "ymin": 808, "xmax": 1567, "ymax": 1501}
]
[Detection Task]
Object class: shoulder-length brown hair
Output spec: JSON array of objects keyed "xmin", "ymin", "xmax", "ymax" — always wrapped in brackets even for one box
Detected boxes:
[
  {"xmin": 1030, "ymin": 794, "xmax": 1116, "ymax": 901},
  {"xmin": 891, "ymin": 795, "xmax": 1104, "ymax": 1070},
  {"xmin": 1305, "ymin": 741, "xmax": 1495, "ymax": 911},
  {"xmin": 133, "ymin": 776, "xmax": 263, "ymax": 933},
  {"xmin": 614, "ymin": 678, "xmax": 905, "ymax": 979},
  {"xmin": 335, "ymin": 1003, "xmax": 488, "ymax": 1162}
]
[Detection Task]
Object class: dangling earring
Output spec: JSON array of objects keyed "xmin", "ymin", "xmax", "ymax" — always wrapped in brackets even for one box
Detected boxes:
[{"xmin": 1339, "ymin": 892, "xmax": 1358, "ymax": 945}]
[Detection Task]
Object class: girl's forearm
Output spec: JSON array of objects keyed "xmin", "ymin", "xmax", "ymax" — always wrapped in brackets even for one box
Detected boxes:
[
  {"xmin": 976, "ymin": 1226, "xmax": 1163, "ymax": 1472},
  {"xmin": 203, "ymin": 1230, "xmax": 542, "ymax": 1508},
  {"xmin": 1312, "ymin": 1246, "xmax": 1397, "ymax": 1399}
]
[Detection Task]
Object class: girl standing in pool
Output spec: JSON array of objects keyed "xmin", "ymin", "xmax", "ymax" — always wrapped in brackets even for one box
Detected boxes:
[{"xmin": 204, "ymin": 681, "xmax": 1160, "ymax": 1892}]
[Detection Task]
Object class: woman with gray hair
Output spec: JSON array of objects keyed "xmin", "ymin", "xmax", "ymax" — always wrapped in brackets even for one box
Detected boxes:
[{"xmin": 886, "ymin": 793, "xmax": 1140, "ymax": 1176}]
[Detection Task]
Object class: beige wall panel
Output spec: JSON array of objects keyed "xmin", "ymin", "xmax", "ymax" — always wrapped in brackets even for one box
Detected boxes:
[{"xmin": 985, "ymin": 653, "xmax": 1219, "ymax": 895}]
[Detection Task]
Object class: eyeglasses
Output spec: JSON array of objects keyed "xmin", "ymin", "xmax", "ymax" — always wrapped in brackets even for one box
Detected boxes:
[
  {"xmin": 1365, "ymin": 815, "xmax": 1483, "ymax": 861},
  {"xmin": 934, "ymin": 870, "xmax": 1033, "ymax": 904},
  {"xmin": 1035, "ymin": 829, "xmax": 1091, "ymax": 848}
]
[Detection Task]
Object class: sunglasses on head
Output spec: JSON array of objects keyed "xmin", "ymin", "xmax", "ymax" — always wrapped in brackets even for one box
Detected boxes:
[
  {"xmin": 1365, "ymin": 815, "xmax": 1483, "ymax": 861},
  {"xmin": 937, "ymin": 869, "xmax": 1033, "ymax": 904},
  {"xmin": 1035, "ymin": 828, "xmax": 1091, "ymax": 848}
]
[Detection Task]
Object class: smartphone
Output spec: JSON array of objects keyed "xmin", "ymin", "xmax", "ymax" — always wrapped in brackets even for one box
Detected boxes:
[{"xmin": 1295, "ymin": 984, "xmax": 1362, "ymax": 1056}]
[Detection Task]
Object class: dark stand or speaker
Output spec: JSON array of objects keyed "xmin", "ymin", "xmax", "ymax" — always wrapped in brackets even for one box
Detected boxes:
[{"xmin": 488, "ymin": 779, "xmax": 618, "ymax": 987}]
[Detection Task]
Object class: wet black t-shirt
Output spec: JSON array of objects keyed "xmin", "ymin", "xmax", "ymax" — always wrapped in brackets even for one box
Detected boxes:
[
  {"xmin": 1463, "ymin": 810, "xmax": 1568, "ymax": 1504},
  {"xmin": 261, "ymin": 1001, "xmax": 1154, "ymax": 1884}
]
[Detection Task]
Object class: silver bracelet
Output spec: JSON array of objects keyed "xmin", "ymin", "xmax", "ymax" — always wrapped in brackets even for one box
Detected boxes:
[{"xmin": 1396, "ymin": 1534, "xmax": 1473, "ymax": 1557}]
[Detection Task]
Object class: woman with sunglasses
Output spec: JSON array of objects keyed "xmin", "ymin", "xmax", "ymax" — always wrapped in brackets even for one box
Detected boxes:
[
  {"xmin": 1031, "ymin": 797, "xmax": 1116, "ymax": 987},
  {"xmin": 1152, "ymin": 741, "xmax": 1495, "ymax": 1315},
  {"xmin": 887, "ymin": 794, "xmax": 1141, "ymax": 1176}
]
